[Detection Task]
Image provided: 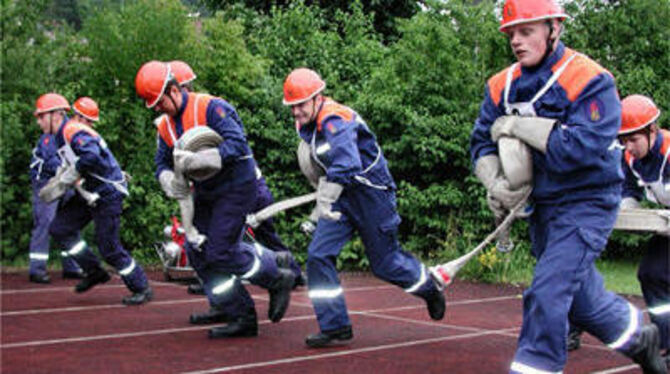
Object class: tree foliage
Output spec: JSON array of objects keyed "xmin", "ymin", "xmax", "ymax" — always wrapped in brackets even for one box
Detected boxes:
[{"xmin": 2, "ymin": 0, "xmax": 668, "ymax": 279}]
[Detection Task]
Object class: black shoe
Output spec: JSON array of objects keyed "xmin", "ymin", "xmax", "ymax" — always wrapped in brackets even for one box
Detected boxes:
[
  {"xmin": 567, "ymin": 328, "xmax": 583, "ymax": 352},
  {"xmin": 122, "ymin": 287, "xmax": 153, "ymax": 305},
  {"xmin": 187, "ymin": 283, "xmax": 206, "ymax": 295},
  {"xmin": 305, "ymin": 326, "xmax": 353, "ymax": 348},
  {"xmin": 190, "ymin": 307, "xmax": 231, "ymax": 325},
  {"xmin": 208, "ymin": 310, "xmax": 258, "ymax": 339},
  {"xmin": 29, "ymin": 273, "xmax": 51, "ymax": 284},
  {"xmin": 62, "ymin": 270, "xmax": 85, "ymax": 279},
  {"xmin": 268, "ymin": 268, "xmax": 295, "ymax": 323},
  {"xmin": 628, "ymin": 324, "xmax": 667, "ymax": 374},
  {"xmin": 425, "ymin": 288, "xmax": 446, "ymax": 321},
  {"xmin": 75, "ymin": 269, "xmax": 110, "ymax": 293},
  {"xmin": 275, "ymin": 252, "xmax": 305, "ymax": 289},
  {"xmin": 294, "ymin": 273, "xmax": 307, "ymax": 288}
]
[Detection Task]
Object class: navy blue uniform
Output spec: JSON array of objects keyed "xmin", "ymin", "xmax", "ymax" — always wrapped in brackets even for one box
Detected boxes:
[
  {"xmin": 49, "ymin": 117, "xmax": 149, "ymax": 293},
  {"xmin": 299, "ymin": 97, "xmax": 440, "ymax": 332},
  {"xmin": 29, "ymin": 133, "xmax": 81, "ymax": 276},
  {"xmin": 471, "ymin": 43, "xmax": 645, "ymax": 372},
  {"xmin": 623, "ymin": 129, "xmax": 670, "ymax": 351}
]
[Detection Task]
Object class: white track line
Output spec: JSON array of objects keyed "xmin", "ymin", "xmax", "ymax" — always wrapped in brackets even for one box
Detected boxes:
[
  {"xmin": 2, "ymin": 294, "xmax": 520, "ymax": 349},
  {"xmin": 590, "ymin": 364, "xmax": 639, "ymax": 373},
  {"xmin": 179, "ymin": 327, "xmax": 520, "ymax": 374}
]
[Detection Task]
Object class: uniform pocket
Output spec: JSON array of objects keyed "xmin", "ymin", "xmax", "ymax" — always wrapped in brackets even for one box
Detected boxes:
[{"xmin": 576, "ymin": 226, "xmax": 610, "ymax": 253}]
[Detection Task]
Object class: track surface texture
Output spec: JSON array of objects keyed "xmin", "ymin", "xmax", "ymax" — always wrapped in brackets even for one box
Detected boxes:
[{"xmin": 1, "ymin": 269, "xmax": 649, "ymax": 373}]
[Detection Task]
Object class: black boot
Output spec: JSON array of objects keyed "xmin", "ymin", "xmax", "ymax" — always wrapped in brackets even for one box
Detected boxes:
[
  {"xmin": 268, "ymin": 268, "xmax": 295, "ymax": 323},
  {"xmin": 187, "ymin": 282, "xmax": 206, "ymax": 295},
  {"xmin": 627, "ymin": 324, "xmax": 667, "ymax": 374},
  {"xmin": 208, "ymin": 309, "xmax": 258, "ymax": 339},
  {"xmin": 29, "ymin": 273, "xmax": 51, "ymax": 284},
  {"xmin": 424, "ymin": 288, "xmax": 446, "ymax": 321},
  {"xmin": 305, "ymin": 325, "xmax": 353, "ymax": 348},
  {"xmin": 122, "ymin": 287, "xmax": 153, "ymax": 305},
  {"xmin": 62, "ymin": 270, "xmax": 85, "ymax": 279},
  {"xmin": 275, "ymin": 251, "xmax": 305, "ymax": 289},
  {"xmin": 75, "ymin": 269, "xmax": 110, "ymax": 293},
  {"xmin": 190, "ymin": 307, "xmax": 231, "ymax": 325},
  {"xmin": 567, "ymin": 327, "xmax": 582, "ymax": 352}
]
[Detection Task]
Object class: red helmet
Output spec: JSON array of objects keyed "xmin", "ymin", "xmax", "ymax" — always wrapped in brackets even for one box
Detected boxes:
[
  {"xmin": 72, "ymin": 97, "xmax": 100, "ymax": 122},
  {"xmin": 620, "ymin": 95, "xmax": 661, "ymax": 135},
  {"xmin": 135, "ymin": 61, "xmax": 173, "ymax": 108},
  {"xmin": 169, "ymin": 60, "xmax": 196, "ymax": 86},
  {"xmin": 34, "ymin": 93, "xmax": 70, "ymax": 116},
  {"xmin": 282, "ymin": 68, "xmax": 326, "ymax": 106},
  {"xmin": 500, "ymin": 0, "xmax": 568, "ymax": 32}
]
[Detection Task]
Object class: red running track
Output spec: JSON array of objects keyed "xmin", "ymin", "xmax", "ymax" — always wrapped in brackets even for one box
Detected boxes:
[{"xmin": 1, "ymin": 270, "xmax": 646, "ymax": 373}]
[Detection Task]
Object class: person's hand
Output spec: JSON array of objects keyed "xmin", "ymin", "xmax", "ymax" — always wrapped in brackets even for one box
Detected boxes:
[
  {"xmin": 159, "ymin": 170, "xmax": 190, "ymax": 200},
  {"xmin": 316, "ymin": 177, "xmax": 343, "ymax": 221}
]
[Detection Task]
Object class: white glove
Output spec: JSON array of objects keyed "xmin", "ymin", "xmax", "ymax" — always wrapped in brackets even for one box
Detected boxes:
[
  {"xmin": 59, "ymin": 165, "xmax": 80, "ymax": 186},
  {"xmin": 620, "ymin": 197, "xmax": 641, "ymax": 210},
  {"xmin": 489, "ymin": 178, "xmax": 532, "ymax": 210},
  {"xmin": 316, "ymin": 177, "xmax": 343, "ymax": 221},
  {"xmin": 490, "ymin": 116, "xmax": 557, "ymax": 153},
  {"xmin": 158, "ymin": 170, "xmax": 190, "ymax": 200}
]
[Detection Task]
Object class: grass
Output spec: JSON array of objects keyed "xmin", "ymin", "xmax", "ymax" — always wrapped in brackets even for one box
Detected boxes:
[{"xmin": 596, "ymin": 258, "xmax": 642, "ymax": 296}]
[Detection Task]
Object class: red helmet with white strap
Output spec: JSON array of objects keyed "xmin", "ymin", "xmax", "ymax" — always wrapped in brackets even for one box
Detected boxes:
[
  {"xmin": 500, "ymin": 0, "xmax": 568, "ymax": 32},
  {"xmin": 282, "ymin": 68, "xmax": 326, "ymax": 106},
  {"xmin": 135, "ymin": 61, "xmax": 174, "ymax": 108},
  {"xmin": 34, "ymin": 93, "xmax": 70, "ymax": 116},
  {"xmin": 72, "ymin": 97, "xmax": 100, "ymax": 122},
  {"xmin": 168, "ymin": 60, "xmax": 196, "ymax": 86},
  {"xmin": 620, "ymin": 95, "xmax": 661, "ymax": 135}
]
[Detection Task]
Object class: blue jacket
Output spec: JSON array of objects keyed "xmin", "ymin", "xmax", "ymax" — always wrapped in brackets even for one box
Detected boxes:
[
  {"xmin": 55, "ymin": 116, "xmax": 126, "ymax": 201},
  {"xmin": 470, "ymin": 42, "xmax": 623, "ymax": 204},
  {"xmin": 298, "ymin": 97, "xmax": 395, "ymax": 190},
  {"xmin": 30, "ymin": 134, "xmax": 61, "ymax": 188},
  {"xmin": 154, "ymin": 91, "xmax": 256, "ymax": 197},
  {"xmin": 622, "ymin": 129, "xmax": 670, "ymax": 201}
]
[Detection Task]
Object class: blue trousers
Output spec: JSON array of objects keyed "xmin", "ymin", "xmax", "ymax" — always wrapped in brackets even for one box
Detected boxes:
[
  {"xmin": 638, "ymin": 235, "xmax": 670, "ymax": 350},
  {"xmin": 253, "ymin": 177, "xmax": 302, "ymax": 278},
  {"xmin": 512, "ymin": 200, "xmax": 640, "ymax": 372},
  {"xmin": 49, "ymin": 194, "xmax": 149, "ymax": 293},
  {"xmin": 29, "ymin": 185, "xmax": 80, "ymax": 275},
  {"xmin": 187, "ymin": 180, "xmax": 281, "ymax": 317},
  {"xmin": 307, "ymin": 185, "xmax": 437, "ymax": 332}
]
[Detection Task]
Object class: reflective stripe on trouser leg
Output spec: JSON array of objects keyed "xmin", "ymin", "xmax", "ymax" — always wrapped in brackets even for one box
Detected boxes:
[
  {"xmin": 307, "ymin": 217, "xmax": 354, "ymax": 331},
  {"xmin": 62, "ymin": 239, "xmax": 101, "ymax": 271},
  {"xmin": 236, "ymin": 241, "xmax": 280, "ymax": 289},
  {"xmin": 638, "ymin": 234, "xmax": 670, "ymax": 350},
  {"xmin": 205, "ymin": 273, "xmax": 255, "ymax": 317},
  {"xmin": 515, "ymin": 201, "xmax": 630, "ymax": 372},
  {"xmin": 117, "ymin": 258, "xmax": 149, "ymax": 293},
  {"xmin": 29, "ymin": 186, "xmax": 58, "ymax": 275},
  {"xmin": 648, "ymin": 303, "xmax": 670, "ymax": 350}
]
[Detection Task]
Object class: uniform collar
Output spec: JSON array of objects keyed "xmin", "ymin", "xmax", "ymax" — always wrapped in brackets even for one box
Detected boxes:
[
  {"xmin": 177, "ymin": 90, "xmax": 189, "ymax": 117},
  {"xmin": 55, "ymin": 115, "xmax": 69, "ymax": 137}
]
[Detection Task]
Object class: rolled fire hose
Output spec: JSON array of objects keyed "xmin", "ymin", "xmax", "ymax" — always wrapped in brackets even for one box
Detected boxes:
[{"xmin": 173, "ymin": 126, "xmax": 224, "ymax": 249}]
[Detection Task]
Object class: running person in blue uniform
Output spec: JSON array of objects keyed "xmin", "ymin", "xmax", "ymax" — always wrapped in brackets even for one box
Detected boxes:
[
  {"xmin": 136, "ymin": 61, "xmax": 295, "ymax": 338},
  {"xmin": 619, "ymin": 95, "xmax": 670, "ymax": 367},
  {"xmin": 470, "ymin": 1, "xmax": 666, "ymax": 372},
  {"xmin": 29, "ymin": 93, "xmax": 83, "ymax": 283},
  {"xmin": 282, "ymin": 68, "xmax": 446, "ymax": 348},
  {"xmin": 40, "ymin": 94, "xmax": 152, "ymax": 305}
]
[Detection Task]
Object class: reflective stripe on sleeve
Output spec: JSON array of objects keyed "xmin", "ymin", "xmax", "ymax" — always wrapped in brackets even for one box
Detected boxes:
[{"xmin": 240, "ymin": 256, "xmax": 260, "ymax": 280}]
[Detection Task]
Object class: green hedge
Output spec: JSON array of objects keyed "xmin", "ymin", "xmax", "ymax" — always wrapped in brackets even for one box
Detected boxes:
[{"xmin": 2, "ymin": 0, "xmax": 668, "ymax": 280}]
